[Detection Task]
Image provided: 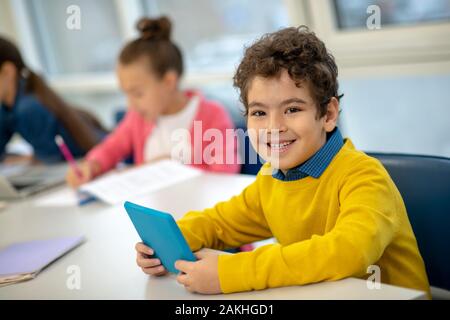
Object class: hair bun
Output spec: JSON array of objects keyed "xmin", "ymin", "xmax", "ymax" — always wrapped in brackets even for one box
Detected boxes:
[{"xmin": 137, "ymin": 16, "xmax": 171, "ymax": 41}]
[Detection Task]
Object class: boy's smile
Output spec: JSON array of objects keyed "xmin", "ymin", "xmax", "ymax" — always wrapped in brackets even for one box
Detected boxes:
[
  {"xmin": 246, "ymin": 69, "xmax": 338, "ymax": 173},
  {"xmin": 261, "ymin": 135, "xmax": 298, "ymax": 154}
]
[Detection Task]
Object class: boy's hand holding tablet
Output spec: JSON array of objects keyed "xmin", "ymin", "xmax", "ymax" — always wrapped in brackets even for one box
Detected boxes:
[
  {"xmin": 135, "ymin": 243, "xmax": 222, "ymax": 294},
  {"xmin": 125, "ymin": 201, "xmax": 222, "ymax": 294},
  {"xmin": 173, "ymin": 249, "xmax": 221, "ymax": 294},
  {"xmin": 135, "ymin": 242, "xmax": 168, "ymax": 276}
]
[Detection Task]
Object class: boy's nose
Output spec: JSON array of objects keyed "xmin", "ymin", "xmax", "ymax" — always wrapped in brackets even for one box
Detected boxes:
[{"xmin": 267, "ymin": 114, "xmax": 287, "ymax": 133}]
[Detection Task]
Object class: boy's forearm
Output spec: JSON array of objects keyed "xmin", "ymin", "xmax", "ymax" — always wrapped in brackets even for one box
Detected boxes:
[
  {"xmin": 177, "ymin": 212, "xmax": 224, "ymax": 251},
  {"xmin": 177, "ymin": 188, "xmax": 272, "ymax": 252},
  {"xmin": 177, "ymin": 208, "xmax": 255, "ymax": 251},
  {"xmin": 217, "ymin": 210, "xmax": 394, "ymax": 294},
  {"xmin": 217, "ymin": 241, "xmax": 361, "ymax": 294}
]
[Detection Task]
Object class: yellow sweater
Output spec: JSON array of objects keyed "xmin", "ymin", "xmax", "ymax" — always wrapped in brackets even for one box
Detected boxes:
[{"xmin": 177, "ymin": 139, "xmax": 430, "ymax": 295}]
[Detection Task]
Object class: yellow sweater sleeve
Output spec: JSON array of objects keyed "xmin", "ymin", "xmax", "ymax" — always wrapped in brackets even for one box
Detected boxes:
[
  {"xmin": 177, "ymin": 175, "xmax": 273, "ymax": 251},
  {"xmin": 218, "ymin": 158, "xmax": 400, "ymax": 293}
]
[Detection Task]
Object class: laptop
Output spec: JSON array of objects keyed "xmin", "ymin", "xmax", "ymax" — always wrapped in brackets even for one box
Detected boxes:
[{"xmin": 0, "ymin": 163, "xmax": 68, "ymax": 199}]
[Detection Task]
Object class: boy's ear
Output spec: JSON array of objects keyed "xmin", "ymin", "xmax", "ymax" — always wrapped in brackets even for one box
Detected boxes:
[{"xmin": 324, "ymin": 97, "xmax": 339, "ymax": 132}]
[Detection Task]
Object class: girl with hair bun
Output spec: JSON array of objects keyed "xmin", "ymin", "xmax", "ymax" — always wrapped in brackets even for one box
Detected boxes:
[{"xmin": 66, "ymin": 16, "xmax": 240, "ymax": 188}]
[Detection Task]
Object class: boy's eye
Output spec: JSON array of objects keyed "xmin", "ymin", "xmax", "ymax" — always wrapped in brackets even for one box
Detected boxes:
[
  {"xmin": 286, "ymin": 107, "xmax": 301, "ymax": 114},
  {"xmin": 250, "ymin": 110, "xmax": 266, "ymax": 117}
]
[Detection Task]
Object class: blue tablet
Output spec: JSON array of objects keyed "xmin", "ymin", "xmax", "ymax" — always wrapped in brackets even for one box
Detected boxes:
[{"xmin": 124, "ymin": 201, "xmax": 196, "ymax": 273}]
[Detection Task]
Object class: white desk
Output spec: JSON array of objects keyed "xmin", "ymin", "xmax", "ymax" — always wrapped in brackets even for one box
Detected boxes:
[{"xmin": 0, "ymin": 173, "xmax": 426, "ymax": 300}]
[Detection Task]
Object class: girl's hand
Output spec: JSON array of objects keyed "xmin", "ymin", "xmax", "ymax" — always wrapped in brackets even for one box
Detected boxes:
[
  {"xmin": 135, "ymin": 242, "xmax": 168, "ymax": 276},
  {"xmin": 65, "ymin": 160, "xmax": 99, "ymax": 188}
]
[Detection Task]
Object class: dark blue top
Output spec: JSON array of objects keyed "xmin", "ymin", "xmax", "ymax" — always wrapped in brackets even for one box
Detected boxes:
[
  {"xmin": 0, "ymin": 80, "xmax": 84, "ymax": 163},
  {"xmin": 272, "ymin": 127, "xmax": 344, "ymax": 181}
]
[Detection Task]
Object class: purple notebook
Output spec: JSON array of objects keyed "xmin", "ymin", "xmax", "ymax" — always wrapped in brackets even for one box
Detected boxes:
[{"xmin": 0, "ymin": 236, "xmax": 84, "ymax": 279}]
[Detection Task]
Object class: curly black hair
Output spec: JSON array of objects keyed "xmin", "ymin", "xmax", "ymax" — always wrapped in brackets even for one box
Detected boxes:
[{"xmin": 233, "ymin": 26, "xmax": 343, "ymax": 118}]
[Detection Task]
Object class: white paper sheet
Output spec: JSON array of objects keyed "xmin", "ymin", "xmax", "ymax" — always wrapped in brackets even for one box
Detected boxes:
[{"xmin": 79, "ymin": 160, "xmax": 203, "ymax": 205}]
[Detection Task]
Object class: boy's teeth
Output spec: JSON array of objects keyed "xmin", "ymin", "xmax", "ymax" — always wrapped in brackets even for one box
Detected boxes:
[{"xmin": 270, "ymin": 141, "xmax": 293, "ymax": 148}]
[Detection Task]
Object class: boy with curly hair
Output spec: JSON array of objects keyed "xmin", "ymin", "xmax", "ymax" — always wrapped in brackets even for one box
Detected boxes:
[{"xmin": 135, "ymin": 26, "xmax": 430, "ymax": 296}]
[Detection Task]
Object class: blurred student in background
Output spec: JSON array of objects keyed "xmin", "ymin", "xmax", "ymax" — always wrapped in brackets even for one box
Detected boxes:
[
  {"xmin": 0, "ymin": 36, "xmax": 107, "ymax": 164},
  {"xmin": 66, "ymin": 16, "xmax": 240, "ymax": 188}
]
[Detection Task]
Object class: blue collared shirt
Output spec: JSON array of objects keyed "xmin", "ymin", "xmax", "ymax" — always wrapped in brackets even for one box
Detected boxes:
[{"xmin": 272, "ymin": 128, "xmax": 344, "ymax": 181}]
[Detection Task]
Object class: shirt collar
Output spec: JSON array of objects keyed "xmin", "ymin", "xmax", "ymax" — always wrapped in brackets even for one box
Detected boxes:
[{"xmin": 272, "ymin": 127, "xmax": 344, "ymax": 181}]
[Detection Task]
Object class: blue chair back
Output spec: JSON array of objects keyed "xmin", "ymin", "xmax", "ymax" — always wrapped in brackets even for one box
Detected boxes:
[{"xmin": 368, "ymin": 152, "xmax": 450, "ymax": 291}]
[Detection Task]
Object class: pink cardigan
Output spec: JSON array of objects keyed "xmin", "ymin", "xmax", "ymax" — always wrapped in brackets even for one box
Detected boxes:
[{"xmin": 87, "ymin": 91, "xmax": 241, "ymax": 175}]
